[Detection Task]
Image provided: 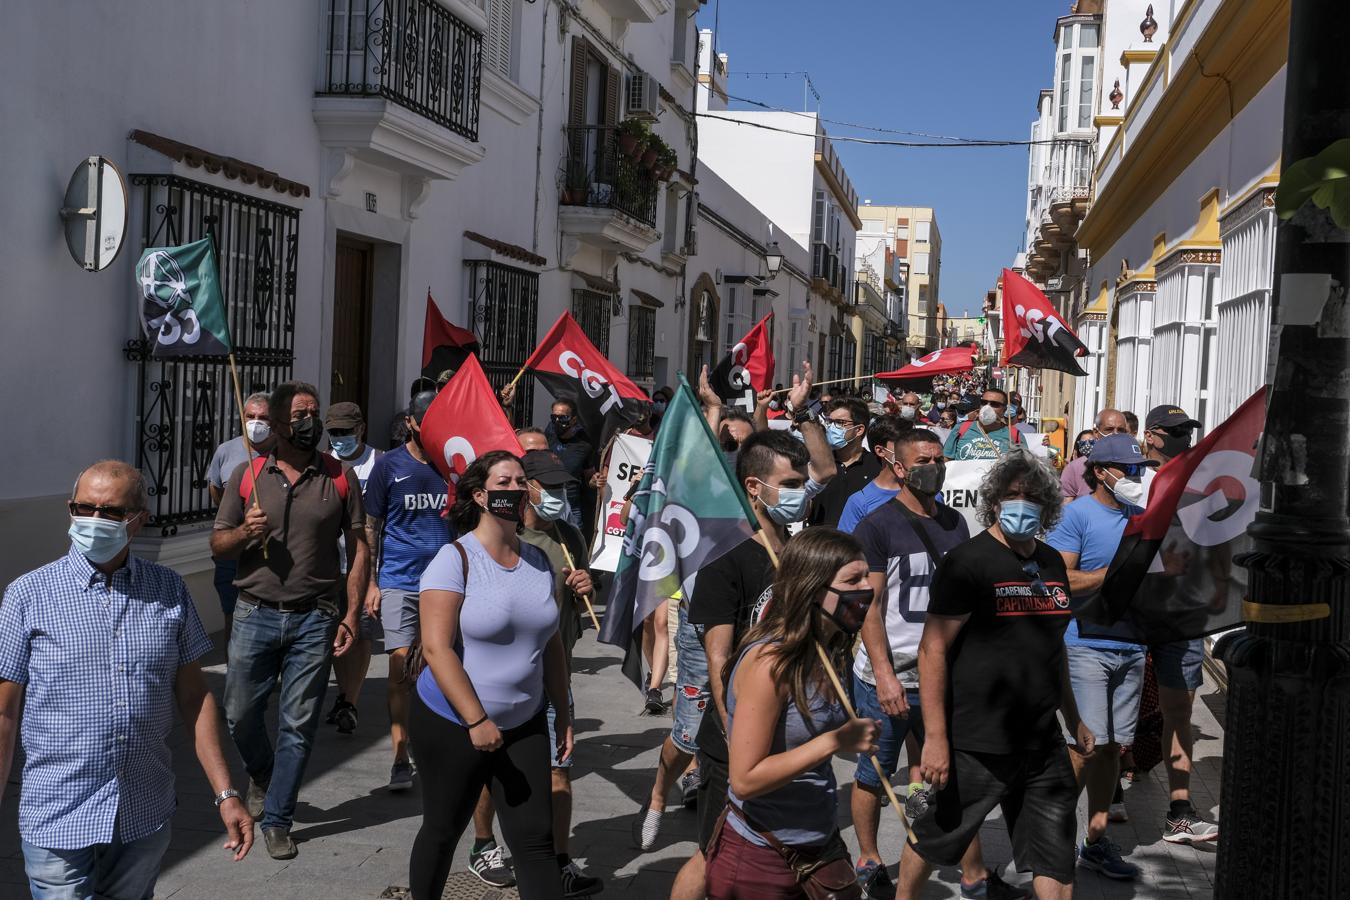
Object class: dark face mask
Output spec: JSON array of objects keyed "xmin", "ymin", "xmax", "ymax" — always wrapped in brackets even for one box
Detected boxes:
[
  {"xmin": 720, "ymin": 434, "xmax": 740, "ymax": 453},
  {"xmin": 289, "ymin": 416, "xmax": 323, "ymax": 452},
  {"xmin": 905, "ymin": 462, "xmax": 946, "ymax": 496},
  {"xmin": 485, "ymin": 489, "xmax": 526, "ymax": 522},
  {"xmin": 1154, "ymin": 429, "xmax": 1193, "ymax": 458},
  {"xmin": 1075, "ymin": 437, "xmax": 1097, "ymax": 459},
  {"xmin": 821, "ymin": 587, "xmax": 873, "ymax": 634},
  {"xmin": 551, "ymin": 414, "xmax": 573, "ymax": 433},
  {"xmin": 407, "ymin": 420, "xmax": 424, "ymax": 449}
]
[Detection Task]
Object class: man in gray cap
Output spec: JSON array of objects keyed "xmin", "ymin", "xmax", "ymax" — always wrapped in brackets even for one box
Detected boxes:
[
  {"xmin": 1046, "ymin": 433, "xmax": 1159, "ymax": 880},
  {"xmin": 361, "ymin": 391, "xmax": 452, "ymax": 791},
  {"xmin": 324, "ymin": 401, "xmax": 383, "ymax": 735}
]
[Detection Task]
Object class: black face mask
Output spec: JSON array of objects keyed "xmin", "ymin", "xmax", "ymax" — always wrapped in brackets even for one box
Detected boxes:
[
  {"xmin": 1154, "ymin": 429, "xmax": 1193, "ymax": 458},
  {"xmin": 289, "ymin": 416, "xmax": 324, "ymax": 452},
  {"xmin": 720, "ymin": 434, "xmax": 740, "ymax": 453},
  {"xmin": 905, "ymin": 462, "xmax": 946, "ymax": 496},
  {"xmin": 485, "ymin": 489, "xmax": 526, "ymax": 522},
  {"xmin": 821, "ymin": 587, "xmax": 873, "ymax": 634},
  {"xmin": 551, "ymin": 415, "xmax": 573, "ymax": 433}
]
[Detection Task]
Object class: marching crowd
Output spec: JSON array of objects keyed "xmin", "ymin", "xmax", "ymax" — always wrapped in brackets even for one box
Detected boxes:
[{"xmin": 0, "ymin": 363, "xmax": 1220, "ymax": 900}]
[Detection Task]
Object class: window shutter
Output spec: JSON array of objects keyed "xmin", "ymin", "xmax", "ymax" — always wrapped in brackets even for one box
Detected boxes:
[
  {"xmin": 569, "ymin": 37, "xmax": 589, "ymax": 164},
  {"xmin": 604, "ymin": 66, "xmax": 622, "ymax": 125},
  {"xmin": 487, "ymin": 0, "xmax": 514, "ymax": 80}
]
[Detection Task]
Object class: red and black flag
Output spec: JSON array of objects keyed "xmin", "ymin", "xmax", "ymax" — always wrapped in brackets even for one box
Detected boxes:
[
  {"xmin": 709, "ymin": 313, "xmax": 775, "ymax": 415},
  {"xmin": 1085, "ymin": 388, "xmax": 1267, "ymax": 644},
  {"xmin": 420, "ymin": 354, "xmax": 523, "ymax": 493},
  {"xmin": 1001, "ymin": 268, "xmax": 1088, "ymax": 375},
  {"xmin": 521, "ymin": 312, "xmax": 648, "ymax": 443},
  {"xmin": 421, "ymin": 292, "xmax": 480, "ymax": 381}
]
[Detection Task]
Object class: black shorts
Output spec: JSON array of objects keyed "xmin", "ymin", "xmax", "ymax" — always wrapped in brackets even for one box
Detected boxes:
[
  {"xmin": 909, "ymin": 743, "xmax": 1077, "ymax": 884},
  {"xmin": 695, "ymin": 751, "xmax": 729, "ymax": 853}
]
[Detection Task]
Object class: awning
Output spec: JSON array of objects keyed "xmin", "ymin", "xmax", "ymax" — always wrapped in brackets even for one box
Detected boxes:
[
  {"xmin": 129, "ymin": 129, "xmax": 310, "ymax": 197},
  {"xmin": 574, "ymin": 271, "xmax": 620, "ymax": 294},
  {"xmin": 632, "ymin": 288, "xmax": 665, "ymax": 309},
  {"xmin": 464, "ymin": 230, "xmax": 547, "ymax": 267}
]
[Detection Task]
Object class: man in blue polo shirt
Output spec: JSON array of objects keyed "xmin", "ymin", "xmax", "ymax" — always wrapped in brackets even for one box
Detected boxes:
[
  {"xmin": 838, "ymin": 416, "xmax": 910, "ymax": 533},
  {"xmin": 1046, "ymin": 433, "xmax": 1157, "ymax": 881},
  {"xmin": 363, "ymin": 390, "xmax": 452, "ymax": 791}
]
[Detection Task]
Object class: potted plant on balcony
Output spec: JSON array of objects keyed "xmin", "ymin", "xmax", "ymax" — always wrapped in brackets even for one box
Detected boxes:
[
  {"xmin": 617, "ymin": 119, "xmax": 650, "ymax": 160},
  {"xmin": 560, "ymin": 157, "xmax": 592, "ymax": 206},
  {"xmin": 654, "ymin": 145, "xmax": 678, "ymax": 181},
  {"xmin": 640, "ymin": 134, "xmax": 663, "ymax": 170}
]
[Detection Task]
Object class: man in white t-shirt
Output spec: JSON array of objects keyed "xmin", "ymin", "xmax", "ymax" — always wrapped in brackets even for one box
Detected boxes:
[{"xmin": 324, "ymin": 402, "xmax": 383, "ymax": 735}]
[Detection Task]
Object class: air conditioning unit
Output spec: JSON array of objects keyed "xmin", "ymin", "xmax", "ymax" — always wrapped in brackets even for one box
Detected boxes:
[{"xmin": 626, "ymin": 71, "xmax": 660, "ymax": 120}]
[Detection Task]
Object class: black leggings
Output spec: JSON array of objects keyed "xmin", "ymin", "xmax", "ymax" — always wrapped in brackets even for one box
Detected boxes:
[{"xmin": 408, "ymin": 692, "xmax": 562, "ymax": 900}]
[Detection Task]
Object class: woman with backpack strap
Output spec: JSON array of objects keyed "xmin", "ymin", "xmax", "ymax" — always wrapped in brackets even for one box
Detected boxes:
[
  {"xmin": 704, "ymin": 528, "xmax": 882, "ymax": 899},
  {"xmin": 407, "ymin": 450, "xmax": 585, "ymax": 900}
]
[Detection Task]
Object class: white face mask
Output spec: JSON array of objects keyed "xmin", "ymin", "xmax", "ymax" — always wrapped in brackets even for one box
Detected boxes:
[
  {"xmin": 245, "ymin": 419, "xmax": 271, "ymax": 444},
  {"xmin": 1107, "ymin": 471, "xmax": 1147, "ymax": 506},
  {"xmin": 898, "ymin": 405, "xmax": 917, "ymax": 421},
  {"xmin": 978, "ymin": 404, "xmax": 999, "ymax": 427}
]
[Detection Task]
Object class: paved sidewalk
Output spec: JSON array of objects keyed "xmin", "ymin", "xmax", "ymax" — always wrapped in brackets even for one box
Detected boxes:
[{"xmin": 0, "ymin": 631, "xmax": 1224, "ymax": 898}]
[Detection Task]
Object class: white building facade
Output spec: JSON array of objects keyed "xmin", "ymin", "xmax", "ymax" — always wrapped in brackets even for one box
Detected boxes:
[{"xmin": 1, "ymin": 0, "xmax": 708, "ymax": 626}]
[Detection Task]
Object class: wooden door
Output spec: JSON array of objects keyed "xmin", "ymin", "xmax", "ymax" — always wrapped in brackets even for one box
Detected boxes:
[{"xmin": 331, "ymin": 238, "xmax": 373, "ymax": 410}]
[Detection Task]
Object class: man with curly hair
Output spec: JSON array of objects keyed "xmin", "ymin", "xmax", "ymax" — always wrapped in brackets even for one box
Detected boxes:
[{"xmin": 897, "ymin": 452, "xmax": 1090, "ymax": 900}]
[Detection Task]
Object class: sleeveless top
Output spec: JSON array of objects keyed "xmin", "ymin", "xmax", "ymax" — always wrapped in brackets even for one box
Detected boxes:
[{"xmin": 725, "ymin": 639, "xmax": 848, "ymax": 848}]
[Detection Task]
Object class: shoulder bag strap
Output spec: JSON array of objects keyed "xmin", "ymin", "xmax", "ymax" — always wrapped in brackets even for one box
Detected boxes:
[{"xmin": 891, "ymin": 498, "xmax": 945, "ymax": 572}]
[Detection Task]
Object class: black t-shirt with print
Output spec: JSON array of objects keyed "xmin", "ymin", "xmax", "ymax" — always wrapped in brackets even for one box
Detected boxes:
[
  {"xmin": 688, "ymin": 538, "xmax": 775, "ymax": 762},
  {"xmin": 808, "ymin": 450, "xmax": 883, "ymax": 529},
  {"xmin": 928, "ymin": 529, "xmax": 1072, "ymax": 754}
]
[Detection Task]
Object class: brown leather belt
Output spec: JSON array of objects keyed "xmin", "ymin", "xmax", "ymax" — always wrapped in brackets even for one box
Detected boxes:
[{"xmin": 239, "ymin": 592, "xmax": 318, "ymax": 613}]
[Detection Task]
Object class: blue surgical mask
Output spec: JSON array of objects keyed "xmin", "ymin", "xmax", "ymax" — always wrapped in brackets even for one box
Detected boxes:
[
  {"xmin": 936, "ymin": 402, "xmax": 947, "ymax": 410},
  {"xmin": 1008, "ymin": 404, "xmax": 1020, "ymax": 417},
  {"xmin": 825, "ymin": 423, "xmax": 851, "ymax": 449},
  {"xmin": 756, "ymin": 479, "xmax": 809, "ymax": 525},
  {"xmin": 69, "ymin": 516, "xmax": 132, "ymax": 564},
  {"xmin": 532, "ymin": 486, "xmax": 570, "ymax": 522},
  {"xmin": 329, "ymin": 435, "xmax": 358, "ymax": 457},
  {"xmin": 998, "ymin": 500, "xmax": 1043, "ymax": 540}
]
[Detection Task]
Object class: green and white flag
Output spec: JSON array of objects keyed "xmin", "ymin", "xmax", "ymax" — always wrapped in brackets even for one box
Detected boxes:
[
  {"xmin": 599, "ymin": 374, "xmax": 759, "ymax": 683},
  {"xmin": 136, "ymin": 237, "xmax": 233, "ymax": 357}
]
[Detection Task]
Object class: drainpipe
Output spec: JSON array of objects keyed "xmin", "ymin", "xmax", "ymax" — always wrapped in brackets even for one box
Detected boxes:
[{"xmin": 531, "ymin": 0, "xmax": 551, "ymax": 255}]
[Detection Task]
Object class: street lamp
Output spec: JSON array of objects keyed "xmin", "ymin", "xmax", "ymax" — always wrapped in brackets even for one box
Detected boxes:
[{"xmin": 764, "ymin": 241, "xmax": 783, "ymax": 278}]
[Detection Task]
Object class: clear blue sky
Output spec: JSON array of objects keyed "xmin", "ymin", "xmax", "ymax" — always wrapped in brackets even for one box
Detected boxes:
[{"xmin": 697, "ymin": 0, "xmax": 1069, "ymax": 317}]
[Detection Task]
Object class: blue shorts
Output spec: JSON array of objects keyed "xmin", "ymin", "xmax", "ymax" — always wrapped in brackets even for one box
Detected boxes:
[
  {"xmin": 1152, "ymin": 638, "xmax": 1205, "ymax": 691},
  {"xmin": 671, "ymin": 605, "xmax": 709, "ymax": 755},
  {"xmin": 1065, "ymin": 644, "xmax": 1146, "ymax": 746},
  {"xmin": 546, "ymin": 694, "xmax": 575, "ymax": 769},
  {"xmin": 852, "ymin": 673, "xmax": 923, "ymax": 790}
]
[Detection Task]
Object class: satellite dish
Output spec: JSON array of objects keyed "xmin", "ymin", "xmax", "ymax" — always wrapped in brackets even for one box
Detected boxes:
[{"xmin": 59, "ymin": 156, "xmax": 128, "ymax": 272}]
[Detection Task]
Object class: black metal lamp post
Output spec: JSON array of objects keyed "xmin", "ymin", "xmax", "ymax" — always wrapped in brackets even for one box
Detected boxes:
[{"xmin": 1214, "ymin": 2, "xmax": 1350, "ymax": 897}]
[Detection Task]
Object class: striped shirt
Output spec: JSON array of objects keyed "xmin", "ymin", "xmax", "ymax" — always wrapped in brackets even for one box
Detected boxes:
[{"xmin": 0, "ymin": 547, "xmax": 212, "ymax": 849}]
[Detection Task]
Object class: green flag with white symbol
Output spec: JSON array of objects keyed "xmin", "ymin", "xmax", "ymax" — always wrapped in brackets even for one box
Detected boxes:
[
  {"xmin": 599, "ymin": 374, "xmax": 759, "ymax": 683},
  {"xmin": 135, "ymin": 237, "xmax": 233, "ymax": 357}
]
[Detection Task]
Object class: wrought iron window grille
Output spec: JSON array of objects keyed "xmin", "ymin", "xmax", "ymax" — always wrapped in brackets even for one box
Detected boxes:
[
  {"xmin": 125, "ymin": 175, "xmax": 300, "ymax": 535},
  {"xmin": 628, "ymin": 305, "xmax": 656, "ymax": 383},
  {"xmin": 467, "ymin": 259, "xmax": 539, "ymax": 429},
  {"xmin": 323, "ymin": 0, "xmax": 483, "ymax": 142},
  {"xmin": 571, "ymin": 289, "xmax": 613, "ymax": 357}
]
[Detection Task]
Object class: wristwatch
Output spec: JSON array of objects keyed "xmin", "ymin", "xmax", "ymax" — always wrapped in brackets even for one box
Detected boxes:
[
  {"xmin": 213, "ymin": 788, "xmax": 241, "ymax": 808},
  {"xmin": 792, "ymin": 406, "xmax": 815, "ymax": 426}
]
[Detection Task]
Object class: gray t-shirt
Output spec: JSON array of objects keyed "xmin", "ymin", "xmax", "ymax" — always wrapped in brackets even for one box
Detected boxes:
[
  {"xmin": 207, "ymin": 437, "xmax": 254, "ymax": 490},
  {"xmin": 416, "ymin": 532, "xmax": 559, "ymax": 729}
]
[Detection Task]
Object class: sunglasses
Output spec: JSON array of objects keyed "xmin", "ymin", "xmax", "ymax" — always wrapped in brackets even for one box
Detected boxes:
[
  {"xmin": 1112, "ymin": 463, "xmax": 1145, "ymax": 478},
  {"xmin": 68, "ymin": 501, "xmax": 139, "ymax": 522},
  {"xmin": 1021, "ymin": 559, "xmax": 1051, "ymax": 597}
]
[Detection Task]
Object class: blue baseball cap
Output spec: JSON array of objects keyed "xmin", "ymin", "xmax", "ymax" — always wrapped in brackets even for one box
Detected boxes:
[{"xmin": 1088, "ymin": 433, "xmax": 1158, "ymax": 468}]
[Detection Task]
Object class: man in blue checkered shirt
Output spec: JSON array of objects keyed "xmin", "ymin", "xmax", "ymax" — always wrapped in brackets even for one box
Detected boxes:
[{"xmin": 0, "ymin": 460, "xmax": 253, "ymax": 899}]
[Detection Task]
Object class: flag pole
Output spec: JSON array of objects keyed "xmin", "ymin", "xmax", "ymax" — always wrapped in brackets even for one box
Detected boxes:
[
  {"xmin": 226, "ymin": 351, "xmax": 268, "ymax": 559},
  {"xmin": 768, "ymin": 374, "xmax": 876, "ymax": 396},
  {"xmin": 751, "ymin": 528, "xmax": 917, "ymax": 844},
  {"xmin": 556, "ymin": 541, "xmax": 602, "ymax": 632}
]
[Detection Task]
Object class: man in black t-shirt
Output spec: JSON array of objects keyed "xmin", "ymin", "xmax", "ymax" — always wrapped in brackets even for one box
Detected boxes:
[
  {"xmin": 670, "ymin": 429, "xmax": 811, "ymax": 900},
  {"xmin": 807, "ymin": 397, "xmax": 882, "ymax": 528},
  {"xmin": 896, "ymin": 453, "xmax": 1090, "ymax": 900}
]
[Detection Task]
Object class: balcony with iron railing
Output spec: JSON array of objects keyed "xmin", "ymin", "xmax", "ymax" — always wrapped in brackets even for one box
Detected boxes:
[
  {"xmin": 314, "ymin": 0, "xmax": 487, "ymax": 184},
  {"xmin": 1025, "ymin": 138, "xmax": 1095, "ymax": 283},
  {"xmin": 558, "ymin": 125, "xmax": 661, "ymax": 261}
]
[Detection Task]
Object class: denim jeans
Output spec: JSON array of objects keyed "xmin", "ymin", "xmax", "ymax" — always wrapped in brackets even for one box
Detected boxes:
[
  {"xmin": 224, "ymin": 599, "xmax": 337, "ymax": 830},
  {"xmin": 851, "ymin": 673, "xmax": 923, "ymax": 789},
  {"xmin": 671, "ymin": 604, "xmax": 709, "ymax": 755},
  {"xmin": 22, "ymin": 820, "xmax": 171, "ymax": 900},
  {"xmin": 213, "ymin": 558, "xmax": 239, "ymax": 617}
]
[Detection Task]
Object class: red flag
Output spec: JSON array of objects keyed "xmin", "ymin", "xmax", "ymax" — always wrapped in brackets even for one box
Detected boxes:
[
  {"xmin": 1088, "ymin": 388, "xmax": 1267, "ymax": 643},
  {"xmin": 522, "ymin": 312, "xmax": 649, "ymax": 442},
  {"xmin": 420, "ymin": 354, "xmax": 523, "ymax": 490},
  {"xmin": 1001, "ymin": 268, "xmax": 1088, "ymax": 375},
  {"xmin": 709, "ymin": 313, "xmax": 775, "ymax": 414},
  {"xmin": 875, "ymin": 344, "xmax": 978, "ymax": 381},
  {"xmin": 421, "ymin": 292, "xmax": 480, "ymax": 380}
]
